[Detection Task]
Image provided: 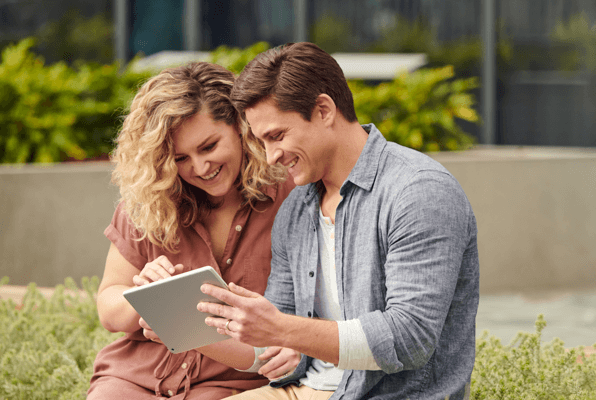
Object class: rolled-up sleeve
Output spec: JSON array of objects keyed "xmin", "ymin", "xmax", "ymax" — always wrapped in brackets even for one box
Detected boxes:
[{"xmin": 359, "ymin": 171, "xmax": 472, "ymax": 374}]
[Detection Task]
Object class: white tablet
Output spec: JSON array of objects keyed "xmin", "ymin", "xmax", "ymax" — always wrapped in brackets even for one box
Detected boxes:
[{"xmin": 123, "ymin": 266, "xmax": 230, "ymax": 354}]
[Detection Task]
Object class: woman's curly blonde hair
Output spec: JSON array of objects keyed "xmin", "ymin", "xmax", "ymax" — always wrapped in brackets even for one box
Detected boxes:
[{"xmin": 111, "ymin": 62, "xmax": 286, "ymax": 253}]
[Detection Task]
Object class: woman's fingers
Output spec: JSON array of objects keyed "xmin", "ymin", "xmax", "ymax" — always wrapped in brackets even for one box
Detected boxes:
[{"xmin": 135, "ymin": 256, "xmax": 184, "ymax": 286}]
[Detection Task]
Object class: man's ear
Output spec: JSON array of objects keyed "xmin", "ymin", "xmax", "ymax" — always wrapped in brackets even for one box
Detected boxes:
[{"xmin": 315, "ymin": 94, "xmax": 337, "ymax": 127}]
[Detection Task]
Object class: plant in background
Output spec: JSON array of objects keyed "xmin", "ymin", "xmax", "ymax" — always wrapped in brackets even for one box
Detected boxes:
[
  {"xmin": 35, "ymin": 9, "xmax": 114, "ymax": 65},
  {"xmin": 209, "ymin": 41, "xmax": 270, "ymax": 75},
  {"xmin": 551, "ymin": 12, "xmax": 596, "ymax": 72},
  {"xmin": 310, "ymin": 13, "xmax": 359, "ymax": 54},
  {"xmin": 0, "ymin": 276, "xmax": 122, "ymax": 399},
  {"xmin": 472, "ymin": 314, "xmax": 596, "ymax": 399},
  {"xmin": 0, "ymin": 38, "xmax": 151, "ymax": 163},
  {"xmin": 350, "ymin": 65, "xmax": 479, "ymax": 151}
]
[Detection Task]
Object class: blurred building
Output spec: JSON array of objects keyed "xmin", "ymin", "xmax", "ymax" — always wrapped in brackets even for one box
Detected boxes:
[{"xmin": 1, "ymin": 0, "xmax": 595, "ymax": 147}]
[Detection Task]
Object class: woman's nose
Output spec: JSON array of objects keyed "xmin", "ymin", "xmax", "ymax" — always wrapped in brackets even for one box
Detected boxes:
[{"xmin": 192, "ymin": 156, "xmax": 210, "ymax": 176}]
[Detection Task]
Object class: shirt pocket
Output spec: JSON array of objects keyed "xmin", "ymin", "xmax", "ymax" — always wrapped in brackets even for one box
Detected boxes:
[{"xmin": 242, "ymin": 256, "xmax": 272, "ymax": 295}]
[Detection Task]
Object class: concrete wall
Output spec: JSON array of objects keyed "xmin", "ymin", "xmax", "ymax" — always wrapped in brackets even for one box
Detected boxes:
[
  {"xmin": 1, "ymin": 146, "xmax": 595, "ymax": 293},
  {"xmin": 0, "ymin": 162, "xmax": 119, "ymax": 287},
  {"xmin": 429, "ymin": 146, "xmax": 596, "ymax": 293}
]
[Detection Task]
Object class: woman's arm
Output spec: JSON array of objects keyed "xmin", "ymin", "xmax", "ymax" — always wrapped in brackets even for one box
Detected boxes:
[
  {"xmin": 96, "ymin": 243, "xmax": 144, "ymax": 333},
  {"xmin": 97, "ymin": 244, "xmax": 184, "ymax": 333}
]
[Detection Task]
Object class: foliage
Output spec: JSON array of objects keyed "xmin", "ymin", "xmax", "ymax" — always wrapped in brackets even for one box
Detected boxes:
[
  {"xmin": 1, "ymin": 277, "xmax": 594, "ymax": 399},
  {"xmin": 0, "ymin": 38, "xmax": 152, "ymax": 163},
  {"xmin": 35, "ymin": 9, "xmax": 114, "ymax": 65},
  {"xmin": 310, "ymin": 13, "xmax": 359, "ymax": 54},
  {"xmin": 471, "ymin": 314, "xmax": 596, "ymax": 399},
  {"xmin": 0, "ymin": 276, "xmax": 123, "ymax": 400},
  {"xmin": 350, "ymin": 66, "xmax": 479, "ymax": 151},
  {"xmin": 209, "ymin": 41, "xmax": 270, "ymax": 75},
  {"xmin": 551, "ymin": 12, "xmax": 596, "ymax": 72}
]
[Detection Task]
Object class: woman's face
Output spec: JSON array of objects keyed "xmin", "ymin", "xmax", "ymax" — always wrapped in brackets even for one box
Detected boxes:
[{"xmin": 172, "ymin": 110, "xmax": 243, "ymax": 202}]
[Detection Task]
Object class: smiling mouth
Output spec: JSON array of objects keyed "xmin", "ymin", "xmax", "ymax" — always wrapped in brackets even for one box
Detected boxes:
[
  {"xmin": 200, "ymin": 166, "xmax": 222, "ymax": 180},
  {"xmin": 287, "ymin": 158, "xmax": 297, "ymax": 169}
]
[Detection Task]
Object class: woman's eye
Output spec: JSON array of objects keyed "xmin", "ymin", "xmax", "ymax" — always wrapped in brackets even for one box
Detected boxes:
[
  {"xmin": 175, "ymin": 156, "xmax": 187, "ymax": 163},
  {"xmin": 203, "ymin": 142, "xmax": 216, "ymax": 151}
]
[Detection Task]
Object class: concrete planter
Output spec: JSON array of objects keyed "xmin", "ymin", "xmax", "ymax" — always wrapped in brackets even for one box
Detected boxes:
[{"xmin": 1, "ymin": 146, "xmax": 595, "ymax": 294}]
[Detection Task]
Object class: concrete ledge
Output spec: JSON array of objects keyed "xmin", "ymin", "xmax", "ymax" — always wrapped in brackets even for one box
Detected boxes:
[
  {"xmin": 1, "ymin": 146, "xmax": 595, "ymax": 294},
  {"xmin": 0, "ymin": 161, "xmax": 119, "ymax": 287},
  {"xmin": 429, "ymin": 146, "xmax": 596, "ymax": 293}
]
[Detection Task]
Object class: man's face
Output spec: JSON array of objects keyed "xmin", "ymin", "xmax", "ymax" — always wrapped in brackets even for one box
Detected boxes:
[{"xmin": 245, "ymin": 98, "xmax": 330, "ymax": 186}]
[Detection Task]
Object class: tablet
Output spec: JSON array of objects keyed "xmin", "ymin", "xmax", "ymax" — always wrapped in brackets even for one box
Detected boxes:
[{"xmin": 123, "ymin": 266, "xmax": 230, "ymax": 354}]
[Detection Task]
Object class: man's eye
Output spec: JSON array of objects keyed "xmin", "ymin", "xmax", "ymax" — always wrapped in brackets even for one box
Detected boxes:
[{"xmin": 271, "ymin": 132, "xmax": 283, "ymax": 141}]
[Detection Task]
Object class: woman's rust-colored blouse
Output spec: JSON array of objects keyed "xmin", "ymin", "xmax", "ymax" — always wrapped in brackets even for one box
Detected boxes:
[{"xmin": 89, "ymin": 180, "xmax": 294, "ymax": 400}]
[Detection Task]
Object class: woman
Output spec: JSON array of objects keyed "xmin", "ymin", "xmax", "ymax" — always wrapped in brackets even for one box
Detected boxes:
[{"xmin": 87, "ymin": 62, "xmax": 294, "ymax": 400}]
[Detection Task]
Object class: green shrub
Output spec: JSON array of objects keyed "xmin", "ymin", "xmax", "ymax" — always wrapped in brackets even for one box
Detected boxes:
[
  {"xmin": 350, "ymin": 65, "xmax": 479, "ymax": 151},
  {"xmin": 1, "ymin": 277, "xmax": 595, "ymax": 399},
  {"xmin": 472, "ymin": 315, "xmax": 596, "ymax": 399},
  {"xmin": 0, "ymin": 38, "xmax": 152, "ymax": 163},
  {"xmin": 0, "ymin": 276, "xmax": 122, "ymax": 399},
  {"xmin": 0, "ymin": 38, "xmax": 479, "ymax": 164},
  {"xmin": 209, "ymin": 41, "xmax": 270, "ymax": 75}
]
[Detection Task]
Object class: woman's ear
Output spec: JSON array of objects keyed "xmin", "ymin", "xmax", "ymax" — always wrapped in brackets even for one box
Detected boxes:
[{"xmin": 315, "ymin": 94, "xmax": 337, "ymax": 127}]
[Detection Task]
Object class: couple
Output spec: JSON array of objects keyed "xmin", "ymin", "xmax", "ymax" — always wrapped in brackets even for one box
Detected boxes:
[{"xmin": 88, "ymin": 43, "xmax": 479, "ymax": 400}]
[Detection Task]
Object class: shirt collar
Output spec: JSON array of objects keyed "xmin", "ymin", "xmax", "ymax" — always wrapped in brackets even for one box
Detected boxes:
[
  {"xmin": 343, "ymin": 124, "xmax": 385, "ymax": 192},
  {"xmin": 260, "ymin": 182, "xmax": 279, "ymax": 202},
  {"xmin": 304, "ymin": 123, "xmax": 385, "ymax": 202}
]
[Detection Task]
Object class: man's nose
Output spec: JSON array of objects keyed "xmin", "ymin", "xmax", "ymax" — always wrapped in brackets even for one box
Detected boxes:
[{"xmin": 265, "ymin": 144, "xmax": 283, "ymax": 166}]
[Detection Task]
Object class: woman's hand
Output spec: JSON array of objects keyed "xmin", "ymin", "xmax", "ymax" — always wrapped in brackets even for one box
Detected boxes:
[
  {"xmin": 133, "ymin": 255, "xmax": 184, "ymax": 286},
  {"xmin": 258, "ymin": 347, "xmax": 301, "ymax": 381},
  {"xmin": 139, "ymin": 317, "xmax": 163, "ymax": 344}
]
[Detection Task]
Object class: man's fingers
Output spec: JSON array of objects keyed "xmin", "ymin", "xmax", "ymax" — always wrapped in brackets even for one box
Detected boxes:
[{"xmin": 229, "ymin": 282, "xmax": 260, "ymax": 298}]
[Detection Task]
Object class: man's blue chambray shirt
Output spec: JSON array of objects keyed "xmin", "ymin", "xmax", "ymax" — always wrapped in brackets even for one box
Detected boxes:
[{"xmin": 265, "ymin": 124, "xmax": 479, "ymax": 400}]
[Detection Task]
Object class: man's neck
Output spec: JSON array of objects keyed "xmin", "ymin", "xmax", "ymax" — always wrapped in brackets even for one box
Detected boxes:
[{"xmin": 319, "ymin": 121, "xmax": 368, "ymax": 222}]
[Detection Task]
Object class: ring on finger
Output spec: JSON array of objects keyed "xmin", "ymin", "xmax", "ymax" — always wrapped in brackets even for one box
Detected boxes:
[{"xmin": 224, "ymin": 319, "xmax": 232, "ymax": 332}]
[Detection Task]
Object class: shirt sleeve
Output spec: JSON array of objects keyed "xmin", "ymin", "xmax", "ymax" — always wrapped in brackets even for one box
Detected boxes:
[
  {"xmin": 337, "ymin": 319, "xmax": 382, "ymax": 370},
  {"xmin": 235, "ymin": 347, "xmax": 269, "ymax": 373},
  {"xmin": 358, "ymin": 170, "xmax": 474, "ymax": 374},
  {"xmin": 104, "ymin": 202, "xmax": 149, "ymax": 270}
]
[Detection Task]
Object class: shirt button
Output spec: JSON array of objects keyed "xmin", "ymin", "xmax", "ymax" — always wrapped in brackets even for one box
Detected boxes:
[
  {"xmin": 235, "ymin": 225, "xmax": 242, "ymax": 232},
  {"xmin": 308, "ymin": 271, "xmax": 314, "ymax": 277},
  {"xmin": 226, "ymin": 259, "xmax": 232, "ymax": 265},
  {"xmin": 167, "ymin": 390, "xmax": 174, "ymax": 397},
  {"xmin": 181, "ymin": 362, "xmax": 187, "ymax": 369}
]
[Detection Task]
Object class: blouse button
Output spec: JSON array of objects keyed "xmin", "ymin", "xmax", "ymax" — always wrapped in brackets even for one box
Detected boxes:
[
  {"xmin": 226, "ymin": 259, "xmax": 232, "ymax": 265},
  {"xmin": 308, "ymin": 271, "xmax": 314, "ymax": 277},
  {"xmin": 167, "ymin": 390, "xmax": 174, "ymax": 397},
  {"xmin": 235, "ymin": 225, "xmax": 242, "ymax": 232},
  {"xmin": 181, "ymin": 362, "xmax": 187, "ymax": 369}
]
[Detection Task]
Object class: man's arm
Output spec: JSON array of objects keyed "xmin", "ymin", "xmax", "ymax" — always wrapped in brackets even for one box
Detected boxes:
[{"xmin": 199, "ymin": 283, "xmax": 340, "ymax": 364}]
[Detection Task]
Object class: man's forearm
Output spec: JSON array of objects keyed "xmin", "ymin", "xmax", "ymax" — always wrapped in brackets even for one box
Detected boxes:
[{"xmin": 276, "ymin": 313, "xmax": 340, "ymax": 365}]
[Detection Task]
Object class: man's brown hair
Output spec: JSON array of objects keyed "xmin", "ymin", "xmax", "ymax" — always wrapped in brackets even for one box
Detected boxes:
[{"xmin": 231, "ymin": 42, "xmax": 357, "ymax": 123}]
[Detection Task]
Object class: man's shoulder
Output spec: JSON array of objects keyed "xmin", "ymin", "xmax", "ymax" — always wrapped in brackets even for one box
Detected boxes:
[
  {"xmin": 275, "ymin": 184, "xmax": 312, "ymax": 219},
  {"xmin": 381, "ymin": 141, "xmax": 450, "ymax": 177}
]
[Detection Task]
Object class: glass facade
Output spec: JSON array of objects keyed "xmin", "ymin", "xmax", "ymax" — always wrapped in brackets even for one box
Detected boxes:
[{"xmin": 1, "ymin": 0, "xmax": 594, "ymax": 146}]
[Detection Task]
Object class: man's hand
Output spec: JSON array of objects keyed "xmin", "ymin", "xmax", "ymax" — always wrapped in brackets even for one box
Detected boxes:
[
  {"xmin": 197, "ymin": 282, "xmax": 287, "ymax": 348},
  {"xmin": 258, "ymin": 347, "xmax": 301, "ymax": 381},
  {"xmin": 139, "ymin": 317, "xmax": 163, "ymax": 344}
]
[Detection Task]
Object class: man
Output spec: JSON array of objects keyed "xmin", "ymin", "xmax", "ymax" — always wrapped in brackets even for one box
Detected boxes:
[{"xmin": 198, "ymin": 42, "xmax": 479, "ymax": 400}]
